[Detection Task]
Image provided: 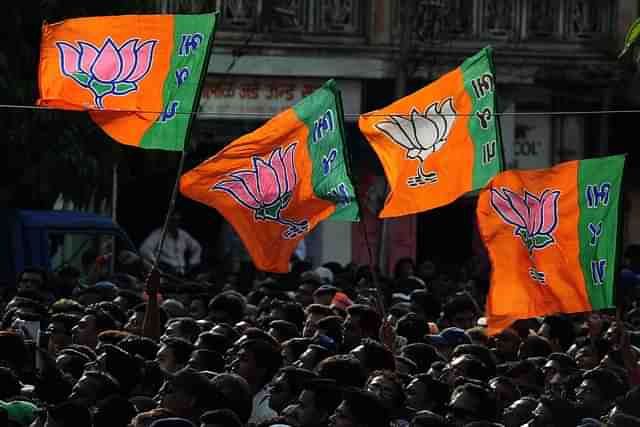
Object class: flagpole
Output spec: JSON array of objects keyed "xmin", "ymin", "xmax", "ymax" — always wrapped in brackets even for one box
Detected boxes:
[{"xmin": 151, "ymin": 13, "xmax": 218, "ymax": 275}]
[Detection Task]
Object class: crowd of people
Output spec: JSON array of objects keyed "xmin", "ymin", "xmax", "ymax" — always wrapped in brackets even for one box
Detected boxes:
[{"xmin": 1, "ymin": 239, "xmax": 640, "ymax": 427}]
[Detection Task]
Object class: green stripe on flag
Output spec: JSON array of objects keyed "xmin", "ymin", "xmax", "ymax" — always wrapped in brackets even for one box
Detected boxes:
[
  {"xmin": 578, "ymin": 155, "xmax": 625, "ymax": 310},
  {"xmin": 293, "ymin": 79, "xmax": 359, "ymax": 221},
  {"xmin": 462, "ymin": 47, "xmax": 504, "ymax": 189},
  {"xmin": 140, "ymin": 13, "xmax": 217, "ymax": 150}
]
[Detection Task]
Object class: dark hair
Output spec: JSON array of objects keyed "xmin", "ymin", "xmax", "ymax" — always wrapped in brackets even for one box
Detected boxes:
[
  {"xmin": 161, "ymin": 337, "xmax": 195, "ymax": 366},
  {"xmin": 50, "ymin": 313, "xmax": 82, "ymax": 335},
  {"xmin": 397, "ymin": 312, "xmax": 427, "ymax": 344},
  {"xmin": 452, "ymin": 382, "xmax": 497, "ymax": 421},
  {"xmin": 303, "ymin": 378, "xmax": 343, "ymax": 415},
  {"xmin": 442, "ymin": 294, "xmax": 477, "ymax": 320},
  {"xmin": 393, "ymin": 257, "xmax": 416, "ymax": 279},
  {"xmin": 537, "ymin": 395, "xmax": 580, "ymax": 426},
  {"xmin": 210, "ymin": 373, "xmax": 253, "ymax": 424},
  {"xmin": 133, "ymin": 302, "xmax": 169, "ymax": 326},
  {"xmin": 279, "ymin": 366, "xmax": 318, "ymax": 397},
  {"xmin": 269, "ymin": 319, "xmax": 300, "ymax": 341},
  {"xmin": 615, "ymin": 385, "xmax": 640, "ymax": 418},
  {"xmin": 167, "ymin": 317, "xmax": 200, "ymax": 342},
  {"xmin": 240, "ymin": 339, "xmax": 282, "ymax": 385},
  {"xmin": 84, "ymin": 307, "xmax": 117, "ymax": 333},
  {"xmin": 209, "ymin": 291, "xmax": 246, "ymax": 324},
  {"xmin": 518, "ymin": 335, "xmax": 553, "ymax": 359},
  {"xmin": 118, "ymin": 335, "xmax": 159, "ymax": 361},
  {"xmin": 48, "ymin": 401, "xmax": 92, "ymax": 427},
  {"xmin": 273, "ymin": 300, "xmax": 305, "ymax": 331},
  {"xmin": 547, "ymin": 352, "xmax": 578, "ymax": 373},
  {"xmin": 316, "ymin": 315, "xmax": 344, "ymax": 346},
  {"xmin": 0, "ymin": 330, "xmax": 27, "ymax": 370},
  {"xmin": 410, "ymin": 374, "xmax": 450, "ymax": 412},
  {"xmin": 410, "ymin": 410, "xmax": 447, "ymax": 427},
  {"xmin": 19, "ymin": 266, "xmax": 48, "ymax": 286},
  {"xmin": 281, "ymin": 337, "xmax": 312, "ymax": 361},
  {"xmin": 583, "ymin": 367, "xmax": 628, "ymax": 401},
  {"xmin": 189, "ymin": 349, "xmax": 225, "ymax": 373},
  {"xmin": 400, "ymin": 343, "xmax": 444, "ymax": 373},
  {"xmin": 541, "ymin": 315, "xmax": 576, "ymax": 351},
  {"xmin": 196, "ymin": 331, "xmax": 232, "ymax": 353},
  {"xmin": 84, "ymin": 370, "xmax": 121, "ymax": 399},
  {"xmin": 367, "ymin": 370, "xmax": 406, "ymax": 408},
  {"xmin": 450, "ymin": 344, "xmax": 497, "ymax": 378},
  {"xmin": 93, "ymin": 395, "xmax": 137, "ymax": 427},
  {"xmin": 342, "ymin": 388, "xmax": 389, "ymax": 427},
  {"xmin": 0, "ymin": 367, "xmax": 20, "ymax": 399},
  {"xmin": 92, "ymin": 301, "xmax": 127, "ymax": 327},
  {"xmin": 347, "ymin": 304, "xmax": 382, "ymax": 338},
  {"xmin": 358, "ymin": 338, "xmax": 396, "ymax": 372},
  {"xmin": 101, "ymin": 344, "xmax": 142, "ymax": 394},
  {"xmin": 97, "ymin": 329, "xmax": 132, "ymax": 346},
  {"xmin": 305, "ymin": 304, "xmax": 334, "ymax": 318},
  {"xmin": 200, "ymin": 409, "xmax": 243, "ymax": 427},
  {"xmin": 316, "ymin": 354, "xmax": 367, "ymax": 388},
  {"xmin": 170, "ymin": 367, "xmax": 214, "ymax": 413}
]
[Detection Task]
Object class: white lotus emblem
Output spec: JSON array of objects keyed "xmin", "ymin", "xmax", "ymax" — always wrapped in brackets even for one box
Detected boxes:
[{"xmin": 375, "ymin": 97, "xmax": 456, "ymax": 187}]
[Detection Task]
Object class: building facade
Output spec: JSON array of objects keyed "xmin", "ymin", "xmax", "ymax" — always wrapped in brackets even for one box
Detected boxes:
[{"xmin": 153, "ymin": 0, "xmax": 639, "ymax": 272}]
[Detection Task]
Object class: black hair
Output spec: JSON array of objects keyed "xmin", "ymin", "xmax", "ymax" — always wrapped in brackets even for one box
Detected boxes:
[
  {"xmin": 117, "ymin": 335, "xmax": 159, "ymax": 361},
  {"xmin": 161, "ymin": 337, "xmax": 195, "ymax": 366},
  {"xmin": 541, "ymin": 315, "xmax": 576, "ymax": 351},
  {"xmin": 50, "ymin": 312, "xmax": 82, "ymax": 335},
  {"xmin": 269, "ymin": 319, "xmax": 300, "ymax": 341},
  {"xmin": 209, "ymin": 291, "xmax": 246, "ymax": 324},
  {"xmin": 210, "ymin": 373, "xmax": 253, "ymax": 424},
  {"xmin": 316, "ymin": 315, "xmax": 344, "ymax": 346},
  {"xmin": 367, "ymin": 369, "xmax": 406, "ymax": 408},
  {"xmin": 358, "ymin": 338, "xmax": 396, "ymax": 372},
  {"xmin": 200, "ymin": 409, "xmax": 243, "ymax": 427},
  {"xmin": 303, "ymin": 378, "xmax": 343, "ymax": 415},
  {"xmin": 240, "ymin": 338, "xmax": 282, "ymax": 386},
  {"xmin": 452, "ymin": 382, "xmax": 497, "ymax": 421},
  {"xmin": 167, "ymin": 316, "xmax": 200, "ymax": 342},
  {"xmin": 346, "ymin": 304, "xmax": 382, "ymax": 338},
  {"xmin": 93, "ymin": 395, "xmax": 137, "ymax": 427},
  {"xmin": 342, "ymin": 388, "xmax": 389, "ymax": 427},
  {"xmin": 316, "ymin": 354, "xmax": 367, "ymax": 388},
  {"xmin": 400, "ymin": 343, "xmax": 444, "ymax": 373},
  {"xmin": 196, "ymin": 331, "xmax": 232, "ymax": 353},
  {"xmin": 189, "ymin": 349, "xmax": 225, "ymax": 373},
  {"xmin": 397, "ymin": 312, "xmax": 427, "ymax": 344}
]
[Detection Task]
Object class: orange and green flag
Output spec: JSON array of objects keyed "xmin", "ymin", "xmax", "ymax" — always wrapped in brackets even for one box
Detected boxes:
[
  {"xmin": 359, "ymin": 47, "xmax": 503, "ymax": 218},
  {"xmin": 37, "ymin": 13, "xmax": 217, "ymax": 151},
  {"xmin": 180, "ymin": 80, "xmax": 359, "ymax": 272},
  {"xmin": 477, "ymin": 155, "xmax": 625, "ymax": 335}
]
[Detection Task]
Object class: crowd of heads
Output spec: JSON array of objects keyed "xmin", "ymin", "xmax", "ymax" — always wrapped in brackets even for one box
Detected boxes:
[{"xmin": 0, "ymin": 244, "xmax": 639, "ymax": 427}]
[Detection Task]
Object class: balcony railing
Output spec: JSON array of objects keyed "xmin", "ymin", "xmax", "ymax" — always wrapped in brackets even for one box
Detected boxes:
[
  {"xmin": 400, "ymin": 0, "xmax": 615, "ymax": 44},
  {"xmin": 211, "ymin": 0, "xmax": 365, "ymax": 36}
]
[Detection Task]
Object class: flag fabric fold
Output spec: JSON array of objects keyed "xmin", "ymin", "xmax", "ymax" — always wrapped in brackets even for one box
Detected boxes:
[
  {"xmin": 477, "ymin": 155, "xmax": 625, "ymax": 334},
  {"xmin": 37, "ymin": 13, "xmax": 217, "ymax": 151},
  {"xmin": 180, "ymin": 79, "xmax": 359, "ymax": 272},
  {"xmin": 358, "ymin": 47, "xmax": 503, "ymax": 218}
]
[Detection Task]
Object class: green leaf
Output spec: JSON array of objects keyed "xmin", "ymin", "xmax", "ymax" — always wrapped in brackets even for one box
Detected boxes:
[
  {"xmin": 114, "ymin": 82, "xmax": 136, "ymax": 95},
  {"xmin": 533, "ymin": 234, "xmax": 553, "ymax": 248},
  {"xmin": 71, "ymin": 71, "xmax": 91, "ymax": 86},
  {"xmin": 90, "ymin": 80, "xmax": 113, "ymax": 97},
  {"xmin": 619, "ymin": 17, "xmax": 640, "ymax": 58}
]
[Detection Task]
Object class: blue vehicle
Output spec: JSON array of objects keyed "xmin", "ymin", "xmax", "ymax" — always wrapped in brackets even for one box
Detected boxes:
[{"xmin": 0, "ymin": 209, "xmax": 136, "ymax": 287}]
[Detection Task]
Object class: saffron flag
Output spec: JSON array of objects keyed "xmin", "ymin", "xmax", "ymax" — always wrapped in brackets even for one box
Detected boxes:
[
  {"xmin": 477, "ymin": 155, "xmax": 625, "ymax": 335},
  {"xmin": 359, "ymin": 47, "xmax": 503, "ymax": 218},
  {"xmin": 37, "ymin": 13, "xmax": 217, "ymax": 151},
  {"xmin": 180, "ymin": 80, "xmax": 359, "ymax": 272}
]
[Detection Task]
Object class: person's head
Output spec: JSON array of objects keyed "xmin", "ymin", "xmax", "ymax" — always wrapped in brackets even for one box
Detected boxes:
[
  {"xmin": 268, "ymin": 366, "xmax": 318, "ymax": 414},
  {"xmin": 537, "ymin": 315, "xmax": 576, "ymax": 352},
  {"xmin": 164, "ymin": 317, "xmax": 200, "ymax": 343},
  {"xmin": 17, "ymin": 267, "xmax": 47, "ymax": 294},
  {"xmin": 409, "ymin": 410, "xmax": 447, "ymax": 427},
  {"xmin": 125, "ymin": 303, "xmax": 169, "ymax": 335},
  {"xmin": 118, "ymin": 335, "xmax": 160, "ymax": 361},
  {"xmin": 445, "ymin": 383, "xmax": 497, "ymax": 427},
  {"xmin": 329, "ymin": 389, "xmax": 389, "ymax": 427},
  {"xmin": 405, "ymin": 373, "xmax": 450, "ymax": 413},
  {"xmin": 504, "ymin": 359, "xmax": 545, "ymax": 397},
  {"xmin": 168, "ymin": 211, "xmax": 182, "ymax": 234},
  {"xmin": 542, "ymin": 352, "xmax": 578, "ymax": 398},
  {"xmin": 343, "ymin": 305, "xmax": 381, "ymax": 351},
  {"xmin": 522, "ymin": 395, "xmax": 579, "ymax": 427},
  {"xmin": 156, "ymin": 367, "xmax": 211, "ymax": 419},
  {"xmin": 209, "ymin": 373, "xmax": 253, "ymax": 425},
  {"xmin": 313, "ymin": 285, "xmax": 338, "ymax": 306},
  {"xmin": 199, "ymin": 409, "xmax": 243, "ymax": 427},
  {"xmin": 488, "ymin": 376, "xmax": 520, "ymax": 411},
  {"xmin": 314, "ymin": 316, "xmax": 343, "ymax": 349},
  {"xmin": 410, "ymin": 289, "xmax": 441, "ymax": 323},
  {"xmin": 0, "ymin": 367, "xmax": 20, "ymax": 400},
  {"xmin": 501, "ymin": 396, "xmax": 538, "ymax": 427},
  {"xmin": 349, "ymin": 338, "xmax": 395, "ymax": 375},
  {"xmin": 492, "ymin": 328, "xmax": 521, "ymax": 361},
  {"xmin": 156, "ymin": 337, "xmax": 194, "ymax": 374},
  {"xmin": 303, "ymin": 305, "xmax": 334, "ymax": 338},
  {"xmin": 230, "ymin": 338, "xmax": 282, "ymax": 391},
  {"xmin": 294, "ymin": 344, "xmax": 332, "ymax": 371},
  {"xmin": 394, "ymin": 257, "xmax": 415, "ymax": 281},
  {"xmin": 399, "ymin": 343, "xmax": 445, "ymax": 374},
  {"xmin": 43, "ymin": 400, "xmax": 93, "ymax": 427},
  {"xmin": 55, "ymin": 347, "xmax": 92, "ymax": 380},
  {"xmin": 575, "ymin": 341, "xmax": 607, "ymax": 371},
  {"xmin": 316, "ymin": 354, "xmax": 367, "ymax": 389},
  {"xmin": 576, "ymin": 368, "xmax": 627, "ymax": 416},
  {"xmin": 396, "ymin": 312, "xmax": 427, "ymax": 344},
  {"xmin": 441, "ymin": 295, "xmax": 477, "ymax": 331},
  {"xmin": 365, "ymin": 370, "xmax": 405, "ymax": 412},
  {"xmin": 187, "ymin": 349, "xmax": 225, "ymax": 373},
  {"xmin": 517, "ymin": 335, "xmax": 552, "ymax": 360},
  {"xmin": 268, "ymin": 320, "xmax": 300, "ymax": 343},
  {"xmin": 93, "ymin": 394, "xmax": 137, "ymax": 427},
  {"xmin": 208, "ymin": 292, "xmax": 246, "ymax": 325},
  {"xmin": 69, "ymin": 370, "xmax": 120, "ymax": 407},
  {"xmin": 284, "ymin": 378, "xmax": 341, "ymax": 427},
  {"xmin": 281, "ymin": 337, "xmax": 312, "ymax": 366},
  {"xmin": 395, "ymin": 355, "xmax": 417, "ymax": 376},
  {"xmin": 72, "ymin": 308, "xmax": 117, "ymax": 349},
  {"xmin": 90, "ymin": 343, "xmax": 142, "ymax": 394},
  {"xmin": 194, "ymin": 331, "xmax": 232, "ymax": 354},
  {"xmin": 47, "ymin": 313, "xmax": 81, "ymax": 354},
  {"xmin": 440, "ymin": 354, "xmax": 491, "ymax": 387}
]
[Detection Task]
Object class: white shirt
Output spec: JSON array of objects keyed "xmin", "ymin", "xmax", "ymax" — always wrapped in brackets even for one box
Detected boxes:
[
  {"xmin": 249, "ymin": 384, "xmax": 277, "ymax": 425},
  {"xmin": 139, "ymin": 228, "xmax": 202, "ymax": 275}
]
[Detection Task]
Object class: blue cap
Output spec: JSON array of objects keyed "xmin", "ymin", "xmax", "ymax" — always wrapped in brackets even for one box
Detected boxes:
[
  {"xmin": 440, "ymin": 327, "xmax": 471, "ymax": 346},
  {"xmin": 313, "ymin": 334, "xmax": 337, "ymax": 353}
]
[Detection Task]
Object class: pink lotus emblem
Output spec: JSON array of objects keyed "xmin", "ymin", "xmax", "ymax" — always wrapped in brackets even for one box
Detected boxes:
[
  {"xmin": 212, "ymin": 142, "xmax": 309, "ymax": 239},
  {"xmin": 491, "ymin": 188, "xmax": 560, "ymax": 253},
  {"xmin": 57, "ymin": 37, "xmax": 158, "ymax": 109}
]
